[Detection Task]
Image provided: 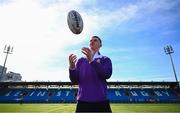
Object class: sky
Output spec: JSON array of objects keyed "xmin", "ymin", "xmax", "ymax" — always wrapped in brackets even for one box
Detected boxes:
[{"xmin": 0, "ymin": 0, "xmax": 180, "ymax": 82}]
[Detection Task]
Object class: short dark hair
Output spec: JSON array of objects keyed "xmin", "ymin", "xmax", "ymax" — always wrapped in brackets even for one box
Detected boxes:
[{"xmin": 93, "ymin": 36, "xmax": 102, "ymax": 46}]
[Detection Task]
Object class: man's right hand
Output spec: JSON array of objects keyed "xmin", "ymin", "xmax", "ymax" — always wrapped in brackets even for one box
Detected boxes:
[{"xmin": 69, "ymin": 54, "xmax": 77, "ymax": 69}]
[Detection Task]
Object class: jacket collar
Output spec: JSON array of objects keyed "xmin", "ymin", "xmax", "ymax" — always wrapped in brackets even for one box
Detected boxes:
[{"xmin": 92, "ymin": 51, "xmax": 103, "ymax": 61}]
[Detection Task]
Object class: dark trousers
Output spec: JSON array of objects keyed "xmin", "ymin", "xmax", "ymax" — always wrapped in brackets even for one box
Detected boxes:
[{"xmin": 75, "ymin": 100, "xmax": 112, "ymax": 113}]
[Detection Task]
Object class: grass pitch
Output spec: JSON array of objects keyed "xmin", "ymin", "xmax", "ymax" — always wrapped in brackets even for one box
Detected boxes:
[{"xmin": 0, "ymin": 103, "xmax": 180, "ymax": 113}]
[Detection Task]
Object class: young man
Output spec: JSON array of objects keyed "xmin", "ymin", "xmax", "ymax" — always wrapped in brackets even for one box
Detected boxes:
[{"xmin": 69, "ymin": 36, "xmax": 112, "ymax": 112}]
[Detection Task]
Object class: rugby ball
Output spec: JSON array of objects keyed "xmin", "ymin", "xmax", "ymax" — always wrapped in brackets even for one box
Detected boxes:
[{"xmin": 67, "ymin": 10, "xmax": 83, "ymax": 34}]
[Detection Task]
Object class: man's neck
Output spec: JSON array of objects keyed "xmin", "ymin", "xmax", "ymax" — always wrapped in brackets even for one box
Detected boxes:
[
  {"xmin": 91, "ymin": 50, "xmax": 98, "ymax": 56},
  {"xmin": 91, "ymin": 48, "xmax": 99, "ymax": 54}
]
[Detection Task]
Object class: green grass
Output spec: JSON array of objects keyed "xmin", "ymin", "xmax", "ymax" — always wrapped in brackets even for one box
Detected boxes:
[{"xmin": 0, "ymin": 104, "xmax": 180, "ymax": 113}]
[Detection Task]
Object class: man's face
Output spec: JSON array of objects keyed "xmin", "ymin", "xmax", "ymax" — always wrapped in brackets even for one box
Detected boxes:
[{"xmin": 89, "ymin": 37, "xmax": 101, "ymax": 51}]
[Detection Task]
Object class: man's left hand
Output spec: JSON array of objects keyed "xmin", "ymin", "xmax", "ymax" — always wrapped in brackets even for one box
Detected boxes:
[{"xmin": 81, "ymin": 47, "xmax": 93, "ymax": 63}]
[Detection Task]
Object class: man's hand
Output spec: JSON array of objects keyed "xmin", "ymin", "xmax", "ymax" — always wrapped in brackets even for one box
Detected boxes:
[
  {"xmin": 81, "ymin": 47, "xmax": 93, "ymax": 63},
  {"xmin": 69, "ymin": 54, "xmax": 77, "ymax": 69}
]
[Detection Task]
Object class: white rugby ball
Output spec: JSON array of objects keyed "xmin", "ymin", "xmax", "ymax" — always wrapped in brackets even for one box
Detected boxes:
[{"xmin": 67, "ymin": 10, "xmax": 83, "ymax": 34}]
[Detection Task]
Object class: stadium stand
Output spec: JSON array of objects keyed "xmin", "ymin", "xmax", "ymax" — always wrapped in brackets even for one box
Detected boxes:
[{"xmin": 0, "ymin": 82, "xmax": 180, "ymax": 103}]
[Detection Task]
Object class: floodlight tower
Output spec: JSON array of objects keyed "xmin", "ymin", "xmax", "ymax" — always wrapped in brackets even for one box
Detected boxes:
[
  {"xmin": 0, "ymin": 45, "xmax": 13, "ymax": 81},
  {"xmin": 164, "ymin": 45, "xmax": 178, "ymax": 83}
]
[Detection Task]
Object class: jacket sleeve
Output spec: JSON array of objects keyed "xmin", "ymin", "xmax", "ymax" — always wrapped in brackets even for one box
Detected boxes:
[
  {"xmin": 69, "ymin": 59, "xmax": 80, "ymax": 84},
  {"xmin": 69, "ymin": 69, "xmax": 79, "ymax": 83},
  {"xmin": 91, "ymin": 57, "xmax": 112, "ymax": 80}
]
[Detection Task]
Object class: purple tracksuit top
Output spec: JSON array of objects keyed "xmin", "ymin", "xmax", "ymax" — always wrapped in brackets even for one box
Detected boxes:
[{"xmin": 69, "ymin": 52, "xmax": 112, "ymax": 102}]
